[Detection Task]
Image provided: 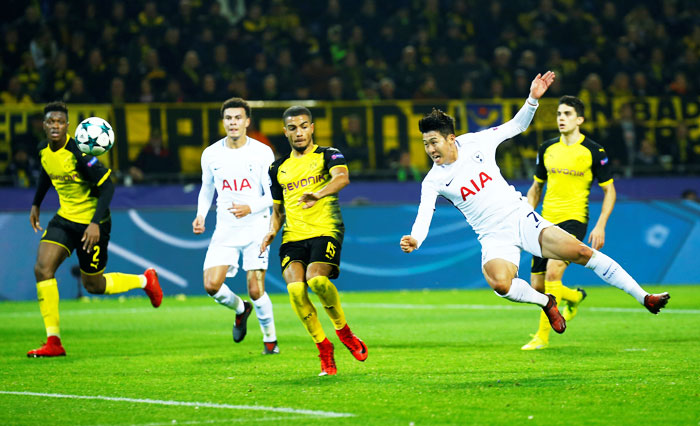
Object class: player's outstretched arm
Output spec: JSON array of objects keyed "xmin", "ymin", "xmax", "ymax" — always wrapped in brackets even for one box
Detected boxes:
[
  {"xmin": 529, "ymin": 71, "xmax": 555, "ymax": 100},
  {"xmin": 30, "ymin": 205, "xmax": 42, "ymax": 232},
  {"xmin": 192, "ymin": 215, "xmax": 205, "ymax": 234},
  {"xmin": 400, "ymin": 235, "xmax": 418, "ymax": 253}
]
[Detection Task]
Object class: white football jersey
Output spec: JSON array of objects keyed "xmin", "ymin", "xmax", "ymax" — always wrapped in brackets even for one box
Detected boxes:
[
  {"xmin": 197, "ymin": 136, "xmax": 274, "ymax": 232},
  {"xmin": 410, "ymin": 100, "xmax": 539, "ymax": 247}
]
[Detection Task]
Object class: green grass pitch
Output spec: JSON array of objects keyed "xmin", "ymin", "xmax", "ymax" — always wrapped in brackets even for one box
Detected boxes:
[{"xmin": 1, "ymin": 285, "xmax": 699, "ymax": 425}]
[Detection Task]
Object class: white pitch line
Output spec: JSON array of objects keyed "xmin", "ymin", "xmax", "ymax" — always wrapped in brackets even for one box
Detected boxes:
[
  {"xmin": 0, "ymin": 391, "xmax": 354, "ymax": 419},
  {"xmin": 91, "ymin": 414, "xmax": 329, "ymax": 426}
]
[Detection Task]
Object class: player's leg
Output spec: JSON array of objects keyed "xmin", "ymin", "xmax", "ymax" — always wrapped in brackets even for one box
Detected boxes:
[
  {"xmin": 306, "ymin": 237, "xmax": 367, "ymax": 362},
  {"xmin": 482, "ymin": 257, "xmax": 565, "ymax": 334},
  {"xmin": 28, "ymin": 240, "xmax": 70, "ymax": 357},
  {"xmin": 246, "ymin": 269, "xmax": 278, "ymax": 354},
  {"xmin": 539, "ymin": 226, "xmax": 669, "ymax": 313},
  {"xmin": 243, "ymin": 240, "xmax": 278, "ymax": 353},
  {"xmin": 522, "ymin": 257, "xmax": 550, "ymax": 350},
  {"xmin": 554, "ymin": 221, "xmax": 588, "ymax": 318},
  {"xmin": 77, "ymin": 220, "xmax": 161, "ymax": 307},
  {"xmin": 283, "ymin": 257, "xmax": 336, "ymax": 375},
  {"xmin": 203, "ymin": 263, "xmax": 252, "ymax": 343}
]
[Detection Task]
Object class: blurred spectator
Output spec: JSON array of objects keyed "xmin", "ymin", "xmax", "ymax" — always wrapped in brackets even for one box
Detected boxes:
[
  {"xmin": 46, "ymin": 51, "xmax": 75, "ymax": 101},
  {"xmin": 129, "ymin": 128, "xmax": 179, "ymax": 183},
  {"xmin": 4, "ymin": 143, "xmax": 40, "ymax": 187},
  {"xmin": 1, "ymin": 76, "xmax": 34, "ymax": 105},
  {"xmin": 681, "ymin": 189, "xmax": 699, "ymax": 202},
  {"xmin": 109, "ymin": 77, "xmax": 127, "ymax": 105},
  {"xmin": 606, "ymin": 103, "xmax": 645, "ymax": 176},
  {"xmin": 29, "ymin": 26, "xmax": 58, "ymax": 71},
  {"xmin": 12, "ymin": 113, "xmax": 44, "ymax": 158},
  {"xmin": 138, "ymin": 78, "xmax": 155, "ymax": 103},
  {"xmin": 633, "ymin": 138, "xmax": 660, "ymax": 175},
  {"xmin": 83, "ymin": 48, "xmax": 109, "ymax": 100},
  {"xmin": 16, "ymin": 52, "xmax": 41, "ymax": 99},
  {"xmin": 333, "ymin": 114, "xmax": 368, "ymax": 171},
  {"xmin": 178, "ymin": 50, "xmax": 202, "ymax": 100},
  {"xmin": 394, "ymin": 150, "xmax": 421, "ymax": 182},
  {"xmin": 63, "ymin": 76, "xmax": 93, "ymax": 103}
]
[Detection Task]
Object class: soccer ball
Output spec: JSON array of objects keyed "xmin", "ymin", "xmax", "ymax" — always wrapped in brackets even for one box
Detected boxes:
[{"xmin": 75, "ymin": 117, "xmax": 115, "ymax": 156}]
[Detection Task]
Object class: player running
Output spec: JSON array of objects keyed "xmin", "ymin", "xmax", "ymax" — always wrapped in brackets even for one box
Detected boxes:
[
  {"xmin": 400, "ymin": 72, "xmax": 669, "ymax": 336},
  {"xmin": 522, "ymin": 95, "xmax": 616, "ymax": 350},
  {"xmin": 28, "ymin": 101, "xmax": 162, "ymax": 358},
  {"xmin": 260, "ymin": 106, "xmax": 367, "ymax": 376},
  {"xmin": 193, "ymin": 97, "xmax": 279, "ymax": 354}
]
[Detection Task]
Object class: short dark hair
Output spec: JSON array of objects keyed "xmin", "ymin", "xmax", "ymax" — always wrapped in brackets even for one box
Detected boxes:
[
  {"xmin": 559, "ymin": 95, "xmax": 585, "ymax": 118},
  {"xmin": 283, "ymin": 105, "xmax": 312, "ymax": 122},
  {"xmin": 220, "ymin": 97, "xmax": 251, "ymax": 119},
  {"xmin": 418, "ymin": 108, "xmax": 455, "ymax": 138},
  {"xmin": 44, "ymin": 101, "xmax": 68, "ymax": 119}
]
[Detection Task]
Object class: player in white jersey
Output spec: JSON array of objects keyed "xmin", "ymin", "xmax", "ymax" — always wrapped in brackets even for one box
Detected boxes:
[
  {"xmin": 193, "ymin": 97, "xmax": 279, "ymax": 355},
  {"xmin": 400, "ymin": 72, "xmax": 670, "ymax": 335}
]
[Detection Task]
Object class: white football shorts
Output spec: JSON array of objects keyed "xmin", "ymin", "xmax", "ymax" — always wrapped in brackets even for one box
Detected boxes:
[
  {"xmin": 479, "ymin": 200, "xmax": 554, "ymax": 268},
  {"xmin": 203, "ymin": 221, "xmax": 270, "ymax": 277}
]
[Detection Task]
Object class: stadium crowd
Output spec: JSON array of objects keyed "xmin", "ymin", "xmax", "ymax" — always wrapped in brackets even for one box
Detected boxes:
[{"xmin": 2, "ymin": 0, "xmax": 700, "ymax": 181}]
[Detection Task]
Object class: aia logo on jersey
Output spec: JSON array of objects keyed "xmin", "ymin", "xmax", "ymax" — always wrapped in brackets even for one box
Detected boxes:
[
  {"xmin": 460, "ymin": 172, "xmax": 493, "ymax": 200},
  {"xmin": 472, "ymin": 151, "xmax": 484, "ymax": 163},
  {"xmin": 221, "ymin": 179, "xmax": 252, "ymax": 191}
]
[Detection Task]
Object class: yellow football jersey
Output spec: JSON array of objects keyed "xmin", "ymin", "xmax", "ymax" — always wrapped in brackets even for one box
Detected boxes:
[
  {"xmin": 534, "ymin": 135, "xmax": 613, "ymax": 224},
  {"xmin": 269, "ymin": 145, "xmax": 347, "ymax": 243},
  {"xmin": 38, "ymin": 136, "xmax": 112, "ymax": 224}
]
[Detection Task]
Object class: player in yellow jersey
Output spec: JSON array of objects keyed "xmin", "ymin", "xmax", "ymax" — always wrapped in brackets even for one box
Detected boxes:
[
  {"xmin": 522, "ymin": 95, "xmax": 618, "ymax": 350},
  {"xmin": 260, "ymin": 106, "xmax": 367, "ymax": 376},
  {"xmin": 27, "ymin": 101, "xmax": 163, "ymax": 357}
]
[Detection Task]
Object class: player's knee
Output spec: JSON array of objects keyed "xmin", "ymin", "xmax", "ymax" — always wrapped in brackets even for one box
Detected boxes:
[
  {"xmin": 287, "ymin": 281, "xmax": 306, "ymax": 304},
  {"xmin": 203, "ymin": 278, "xmax": 223, "ymax": 296},
  {"xmin": 573, "ymin": 245, "xmax": 593, "ymax": 265},
  {"xmin": 34, "ymin": 262, "xmax": 53, "ymax": 281},
  {"xmin": 307, "ymin": 275, "xmax": 329, "ymax": 294},
  {"xmin": 248, "ymin": 286, "xmax": 263, "ymax": 300},
  {"xmin": 81, "ymin": 276, "xmax": 105, "ymax": 294}
]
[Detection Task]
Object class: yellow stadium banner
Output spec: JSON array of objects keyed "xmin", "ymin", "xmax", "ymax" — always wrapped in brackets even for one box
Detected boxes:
[{"xmin": 1, "ymin": 97, "xmax": 699, "ymax": 180}]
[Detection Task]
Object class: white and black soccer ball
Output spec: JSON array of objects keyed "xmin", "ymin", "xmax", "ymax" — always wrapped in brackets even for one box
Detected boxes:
[{"xmin": 75, "ymin": 117, "xmax": 115, "ymax": 156}]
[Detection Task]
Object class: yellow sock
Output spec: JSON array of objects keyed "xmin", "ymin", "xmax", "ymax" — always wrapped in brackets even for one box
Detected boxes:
[
  {"xmin": 104, "ymin": 273, "xmax": 143, "ymax": 294},
  {"xmin": 560, "ymin": 285, "xmax": 581, "ymax": 303},
  {"xmin": 37, "ymin": 279, "xmax": 60, "ymax": 337},
  {"xmin": 535, "ymin": 280, "xmax": 563, "ymax": 341},
  {"xmin": 287, "ymin": 281, "xmax": 326, "ymax": 343},
  {"xmin": 307, "ymin": 276, "xmax": 347, "ymax": 330}
]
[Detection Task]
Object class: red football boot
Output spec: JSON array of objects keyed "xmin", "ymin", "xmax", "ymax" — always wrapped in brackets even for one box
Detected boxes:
[
  {"xmin": 143, "ymin": 268, "xmax": 163, "ymax": 308},
  {"xmin": 644, "ymin": 292, "xmax": 670, "ymax": 314},
  {"xmin": 27, "ymin": 336, "xmax": 66, "ymax": 358},
  {"xmin": 542, "ymin": 293, "xmax": 566, "ymax": 334},
  {"xmin": 336, "ymin": 324, "xmax": 368, "ymax": 361},
  {"xmin": 316, "ymin": 338, "xmax": 337, "ymax": 376}
]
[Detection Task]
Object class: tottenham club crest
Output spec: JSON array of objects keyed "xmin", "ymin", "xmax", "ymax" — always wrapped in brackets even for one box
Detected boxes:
[{"xmin": 472, "ymin": 151, "xmax": 484, "ymax": 163}]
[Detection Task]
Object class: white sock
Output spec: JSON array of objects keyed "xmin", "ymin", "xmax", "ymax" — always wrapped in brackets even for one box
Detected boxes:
[
  {"xmin": 497, "ymin": 277, "xmax": 550, "ymax": 307},
  {"xmin": 139, "ymin": 275, "xmax": 147, "ymax": 288},
  {"xmin": 252, "ymin": 292, "xmax": 277, "ymax": 342},
  {"xmin": 585, "ymin": 249, "xmax": 647, "ymax": 304},
  {"xmin": 212, "ymin": 283, "xmax": 244, "ymax": 314}
]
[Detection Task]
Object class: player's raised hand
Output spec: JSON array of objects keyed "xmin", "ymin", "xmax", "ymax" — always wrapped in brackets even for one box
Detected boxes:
[
  {"xmin": 260, "ymin": 232, "xmax": 276, "ymax": 254},
  {"xmin": 399, "ymin": 235, "xmax": 418, "ymax": 253},
  {"xmin": 29, "ymin": 205, "xmax": 42, "ymax": 233},
  {"xmin": 298, "ymin": 192, "xmax": 320, "ymax": 209},
  {"xmin": 529, "ymin": 71, "xmax": 556, "ymax": 99},
  {"xmin": 81, "ymin": 223, "xmax": 100, "ymax": 253},
  {"xmin": 228, "ymin": 203, "xmax": 251, "ymax": 218},
  {"xmin": 192, "ymin": 215, "xmax": 205, "ymax": 234}
]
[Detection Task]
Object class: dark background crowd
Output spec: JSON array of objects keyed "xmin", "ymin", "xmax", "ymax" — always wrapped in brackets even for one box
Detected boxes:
[{"xmin": 2, "ymin": 0, "xmax": 700, "ymax": 185}]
